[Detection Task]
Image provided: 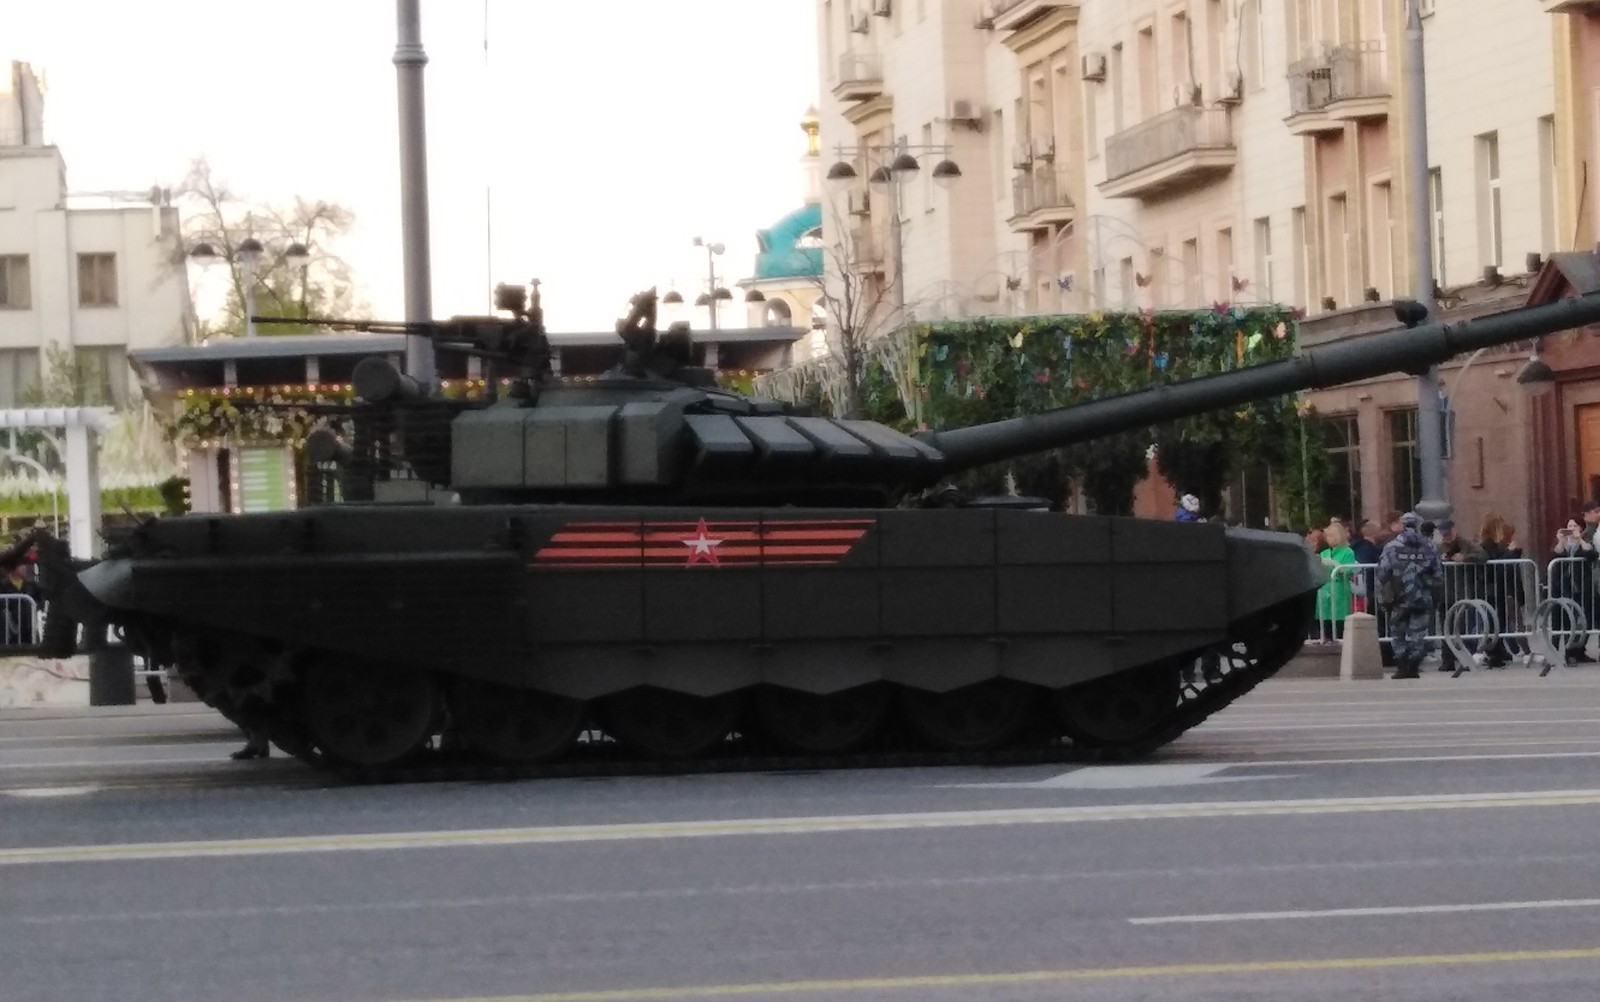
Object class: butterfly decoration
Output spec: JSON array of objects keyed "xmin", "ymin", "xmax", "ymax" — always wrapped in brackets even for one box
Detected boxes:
[
  {"xmin": 1005, "ymin": 275, "xmax": 1023, "ymax": 291},
  {"xmin": 1153, "ymin": 351, "xmax": 1169, "ymax": 370},
  {"xmin": 1034, "ymin": 368, "xmax": 1052, "ymax": 384},
  {"xmin": 1009, "ymin": 331, "xmax": 1025, "ymax": 348},
  {"xmin": 933, "ymin": 343, "xmax": 950, "ymax": 361},
  {"xmin": 1057, "ymin": 275, "xmax": 1074, "ymax": 292},
  {"xmin": 1231, "ymin": 275, "xmax": 1250, "ymax": 293},
  {"xmin": 1135, "ymin": 272, "xmax": 1152, "ymax": 287},
  {"xmin": 1272, "ymin": 321, "xmax": 1288, "ymax": 340}
]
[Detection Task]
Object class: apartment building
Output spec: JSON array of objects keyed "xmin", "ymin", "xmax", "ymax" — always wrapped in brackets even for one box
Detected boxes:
[
  {"xmin": 0, "ymin": 61, "xmax": 191, "ymax": 412},
  {"xmin": 815, "ymin": 0, "xmax": 1578, "ymax": 535}
]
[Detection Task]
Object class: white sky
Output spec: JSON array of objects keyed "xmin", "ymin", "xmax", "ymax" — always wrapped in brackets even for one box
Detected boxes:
[{"xmin": 6, "ymin": 0, "xmax": 819, "ymax": 333}]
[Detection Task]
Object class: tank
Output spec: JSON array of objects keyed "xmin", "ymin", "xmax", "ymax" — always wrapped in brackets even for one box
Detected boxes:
[{"xmin": 29, "ymin": 286, "xmax": 1600, "ymax": 780}]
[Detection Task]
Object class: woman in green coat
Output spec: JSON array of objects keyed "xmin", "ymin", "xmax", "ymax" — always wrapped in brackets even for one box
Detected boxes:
[{"xmin": 1316, "ymin": 521, "xmax": 1358, "ymax": 641}]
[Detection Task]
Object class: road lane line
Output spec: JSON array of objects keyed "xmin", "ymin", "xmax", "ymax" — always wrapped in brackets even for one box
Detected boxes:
[
  {"xmin": 1131, "ymin": 898, "xmax": 1600, "ymax": 925},
  {"xmin": 383, "ymin": 947, "xmax": 1600, "ymax": 1001},
  {"xmin": 1197, "ymin": 718, "xmax": 1600, "ymax": 732},
  {"xmin": 7, "ymin": 788, "xmax": 1600, "ymax": 866}
]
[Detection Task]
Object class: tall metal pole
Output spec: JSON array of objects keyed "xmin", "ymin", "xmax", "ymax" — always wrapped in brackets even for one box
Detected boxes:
[
  {"xmin": 1406, "ymin": 0, "xmax": 1448, "ymax": 523},
  {"xmin": 243, "ymin": 259, "xmax": 258, "ymax": 339},
  {"xmin": 706, "ymin": 246, "xmax": 720, "ymax": 332},
  {"xmin": 394, "ymin": 0, "xmax": 436, "ymax": 387},
  {"xmin": 890, "ymin": 179, "xmax": 906, "ymax": 314}
]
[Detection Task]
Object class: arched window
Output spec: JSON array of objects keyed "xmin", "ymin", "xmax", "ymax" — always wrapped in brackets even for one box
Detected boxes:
[
  {"xmin": 762, "ymin": 299, "xmax": 793, "ymax": 327},
  {"xmin": 795, "ymin": 226, "xmax": 824, "ymax": 250}
]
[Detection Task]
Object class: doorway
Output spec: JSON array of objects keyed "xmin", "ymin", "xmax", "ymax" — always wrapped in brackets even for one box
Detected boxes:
[{"xmin": 1576, "ymin": 402, "xmax": 1600, "ymax": 505}]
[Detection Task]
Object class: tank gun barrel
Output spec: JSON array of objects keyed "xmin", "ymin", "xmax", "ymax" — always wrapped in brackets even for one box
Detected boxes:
[{"xmin": 921, "ymin": 292, "xmax": 1600, "ymax": 474}]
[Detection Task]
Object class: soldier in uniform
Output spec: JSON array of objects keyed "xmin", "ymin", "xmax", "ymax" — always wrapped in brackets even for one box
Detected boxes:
[{"xmin": 1376, "ymin": 511, "xmax": 1445, "ymax": 679}]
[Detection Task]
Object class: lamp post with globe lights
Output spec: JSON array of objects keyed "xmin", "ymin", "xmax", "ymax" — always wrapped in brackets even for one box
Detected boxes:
[
  {"xmin": 824, "ymin": 144, "xmax": 962, "ymax": 313},
  {"xmin": 188, "ymin": 237, "xmax": 311, "ymax": 337}
]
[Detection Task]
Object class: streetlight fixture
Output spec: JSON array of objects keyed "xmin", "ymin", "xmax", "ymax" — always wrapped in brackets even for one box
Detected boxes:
[
  {"xmin": 824, "ymin": 143, "xmax": 963, "ymax": 313},
  {"xmin": 692, "ymin": 236, "xmax": 734, "ymax": 331},
  {"xmin": 285, "ymin": 241, "xmax": 311, "ymax": 318},
  {"xmin": 189, "ymin": 236, "xmax": 316, "ymax": 336}
]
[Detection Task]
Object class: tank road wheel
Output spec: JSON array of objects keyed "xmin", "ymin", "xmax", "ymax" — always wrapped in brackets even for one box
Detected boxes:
[
  {"xmin": 752, "ymin": 683, "xmax": 892, "ymax": 756},
  {"xmin": 1055, "ymin": 664, "xmax": 1183, "ymax": 749},
  {"xmin": 448, "ymin": 677, "xmax": 586, "ymax": 765},
  {"xmin": 899, "ymin": 679, "xmax": 1036, "ymax": 752},
  {"xmin": 300, "ymin": 660, "xmax": 441, "ymax": 769},
  {"xmin": 601, "ymin": 687, "xmax": 743, "ymax": 760}
]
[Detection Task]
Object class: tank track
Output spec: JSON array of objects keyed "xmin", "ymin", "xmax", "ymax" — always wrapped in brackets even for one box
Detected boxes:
[{"xmin": 163, "ymin": 594, "xmax": 1313, "ymax": 786}]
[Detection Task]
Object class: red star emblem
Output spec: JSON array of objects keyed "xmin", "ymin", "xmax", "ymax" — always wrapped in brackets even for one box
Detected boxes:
[{"xmin": 681, "ymin": 518, "xmax": 723, "ymax": 566}]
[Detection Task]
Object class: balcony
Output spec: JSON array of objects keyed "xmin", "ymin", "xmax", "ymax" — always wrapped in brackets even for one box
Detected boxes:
[
  {"xmin": 832, "ymin": 52, "xmax": 884, "ymax": 103},
  {"xmin": 990, "ymin": 0, "xmax": 1075, "ymax": 33},
  {"xmin": 850, "ymin": 228, "xmax": 885, "ymax": 274},
  {"xmin": 1099, "ymin": 106, "xmax": 1236, "ymax": 201},
  {"xmin": 1326, "ymin": 41, "xmax": 1389, "ymax": 119},
  {"xmin": 1285, "ymin": 41, "xmax": 1389, "ymax": 133},
  {"xmin": 1009, "ymin": 168, "xmax": 1075, "ymax": 232}
]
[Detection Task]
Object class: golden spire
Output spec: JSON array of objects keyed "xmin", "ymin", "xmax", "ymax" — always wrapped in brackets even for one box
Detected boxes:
[{"xmin": 800, "ymin": 105, "xmax": 820, "ymax": 157}]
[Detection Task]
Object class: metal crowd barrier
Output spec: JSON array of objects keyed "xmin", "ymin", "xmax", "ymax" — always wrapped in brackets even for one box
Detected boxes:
[
  {"xmin": 1311, "ymin": 554, "xmax": 1599, "ymax": 671},
  {"xmin": 0, "ymin": 593, "xmax": 41, "ymax": 648}
]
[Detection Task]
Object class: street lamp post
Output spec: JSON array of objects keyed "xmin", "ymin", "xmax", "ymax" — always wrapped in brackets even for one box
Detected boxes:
[
  {"xmin": 1404, "ymin": 0, "xmax": 1449, "ymax": 524},
  {"xmin": 823, "ymin": 144, "xmax": 962, "ymax": 314},
  {"xmin": 189, "ymin": 237, "xmax": 313, "ymax": 336},
  {"xmin": 692, "ymin": 237, "xmax": 734, "ymax": 331}
]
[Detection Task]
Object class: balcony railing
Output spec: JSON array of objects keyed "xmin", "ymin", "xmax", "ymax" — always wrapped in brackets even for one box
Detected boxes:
[
  {"xmin": 1328, "ymin": 41, "xmax": 1389, "ymax": 105},
  {"xmin": 850, "ymin": 228, "xmax": 884, "ymax": 272},
  {"xmin": 1104, "ymin": 106, "xmax": 1234, "ymax": 184},
  {"xmin": 1010, "ymin": 169, "xmax": 1074, "ymax": 229},
  {"xmin": 833, "ymin": 51, "xmax": 884, "ymax": 102},
  {"xmin": 1288, "ymin": 41, "xmax": 1387, "ymax": 121},
  {"xmin": 990, "ymin": 0, "xmax": 1073, "ymax": 32}
]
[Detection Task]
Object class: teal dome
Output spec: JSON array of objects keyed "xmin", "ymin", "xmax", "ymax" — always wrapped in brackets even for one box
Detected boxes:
[{"xmin": 754, "ymin": 202, "xmax": 823, "ymax": 281}]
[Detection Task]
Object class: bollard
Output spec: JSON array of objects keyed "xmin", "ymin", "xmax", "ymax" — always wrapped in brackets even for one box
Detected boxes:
[
  {"xmin": 1339, "ymin": 613, "xmax": 1384, "ymax": 680},
  {"xmin": 88, "ymin": 645, "xmax": 136, "ymax": 706}
]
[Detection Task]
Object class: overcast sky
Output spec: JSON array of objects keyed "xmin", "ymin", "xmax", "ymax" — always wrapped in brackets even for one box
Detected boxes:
[{"xmin": 6, "ymin": 1, "xmax": 819, "ymax": 333}]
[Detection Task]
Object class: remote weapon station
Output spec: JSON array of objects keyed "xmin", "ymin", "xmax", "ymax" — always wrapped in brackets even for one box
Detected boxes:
[{"xmin": 33, "ymin": 285, "xmax": 1600, "ymax": 779}]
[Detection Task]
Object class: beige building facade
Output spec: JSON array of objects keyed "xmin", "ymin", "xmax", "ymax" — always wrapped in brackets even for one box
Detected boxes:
[{"xmin": 815, "ymin": 0, "xmax": 1571, "ymax": 533}]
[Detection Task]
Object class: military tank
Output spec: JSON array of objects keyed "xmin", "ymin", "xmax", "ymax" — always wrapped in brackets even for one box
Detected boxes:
[{"xmin": 31, "ymin": 285, "xmax": 1600, "ymax": 781}]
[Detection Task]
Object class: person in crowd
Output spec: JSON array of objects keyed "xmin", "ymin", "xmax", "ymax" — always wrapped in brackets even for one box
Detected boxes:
[
  {"xmin": 1436, "ymin": 520, "xmax": 1487, "ymax": 672},
  {"xmin": 1315, "ymin": 521, "xmax": 1358, "ymax": 641},
  {"xmin": 1377, "ymin": 511, "xmax": 1445, "ymax": 679},
  {"xmin": 1551, "ymin": 514, "xmax": 1598, "ymax": 663},
  {"xmin": 1476, "ymin": 514, "xmax": 1521, "ymax": 668}
]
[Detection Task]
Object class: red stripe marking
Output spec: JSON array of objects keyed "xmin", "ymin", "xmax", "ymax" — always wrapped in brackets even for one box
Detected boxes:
[
  {"xmin": 760, "ymin": 529, "xmax": 868, "ymax": 541},
  {"xmin": 642, "ymin": 531, "xmax": 762, "ymax": 542},
  {"xmin": 549, "ymin": 532, "xmax": 644, "ymax": 543}
]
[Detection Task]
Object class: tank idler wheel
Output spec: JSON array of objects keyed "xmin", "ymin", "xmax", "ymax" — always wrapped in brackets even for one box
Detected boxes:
[
  {"xmin": 898, "ymin": 678, "xmax": 1036, "ymax": 752},
  {"xmin": 1055, "ymin": 663, "xmax": 1183, "ymax": 748},
  {"xmin": 300, "ymin": 660, "xmax": 441, "ymax": 769},
  {"xmin": 601, "ymin": 687, "xmax": 743, "ymax": 760},
  {"xmin": 449, "ymin": 677, "xmax": 586, "ymax": 765},
  {"xmin": 752, "ymin": 682, "xmax": 892, "ymax": 756}
]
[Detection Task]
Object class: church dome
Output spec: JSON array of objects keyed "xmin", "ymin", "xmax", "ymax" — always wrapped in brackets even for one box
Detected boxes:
[{"xmin": 753, "ymin": 202, "xmax": 822, "ymax": 281}]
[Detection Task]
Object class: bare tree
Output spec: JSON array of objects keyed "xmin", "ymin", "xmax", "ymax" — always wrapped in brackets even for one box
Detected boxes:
[
  {"xmin": 810, "ymin": 199, "xmax": 928, "ymax": 419},
  {"xmin": 172, "ymin": 157, "xmax": 365, "ymax": 337}
]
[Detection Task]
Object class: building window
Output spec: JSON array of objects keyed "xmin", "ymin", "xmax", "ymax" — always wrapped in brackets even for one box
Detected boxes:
[
  {"xmin": 1092, "ymin": 266, "xmax": 1107, "ymax": 307},
  {"xmin": 921, "ymin": 122, "xmax": 934, "ymax": 212},
  {"xmin": 1477, "ymin": 132, "xmax": 1502, "ymax": 269},
  {"xmin": 1085, "ymin": 77, "xmax": 1099, "ymax": 158},
  {"xmin": 1110, "ymin": 43, "xmax": 1125, "ymax": 135},
  {"xmin": 1137, "ymin": 25, "xmax": 1156, "ymax": 120},
  {"xmin": 1119, "ymin": 256, "xmax": 1135, "ymax": 309},
  {"xmin": 763, "ymin": 299, "xmax": 793, "ymax": 327},
  {"xmin": 1428, "ymin": 167, "xmax": 1446, "ymax": 287},
  {"xmin": 1217, "ymin": 227, "xmax": 1234, "ymax": 301},
  {"xmin": 1539, "ymin": 114, "xmax": 1558, "ymax": 254},
  {"xmin": 1371, "ymin": 180, "xmax": 1395, "ymax": 300},
  {"xmin": 1244, "ymin": 0, "xmax": 1265, "ymax": 90},
  {"xmin": 1388, "ymin": 407, "xmax": 1421, "ymax": 517},
  {"xmin": 1291, "ymin": 205, "xmax": 1308, "ymax": 308},
  {"xmin": 1182, "ymin": 238, "xmax": 1201, "ymax": 305},
  {"xmin": 1150, "ymin": 248, "xmax": 1168, "ymax": 308},
  {"xmin": 0, "ymin": 347, "xmax": 40, "ymax": 407},
  {"xmin": 75, "ymin": 345, "xmax": 129, "ymax": 407},
  {"xmin": 1322, "ymin": 414, "xmax": 1363, "ymax": 525},
  {"xmin": 1327, "ymin": 192, "xmax": 1349, "ymax": 308},
  {"xmin": 78, "ymin": 253, "xmax": 118, "ymax": 307},
  {"xmin": 0, "ymin": 255, "xmax": 30, "ymax": 309},
  {"xmin": 1254, "ymin": 216, "xmax": 1275, "ymax": 302}
]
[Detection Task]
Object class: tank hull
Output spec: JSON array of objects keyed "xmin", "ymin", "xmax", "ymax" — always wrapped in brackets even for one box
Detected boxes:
[{"xmin": 59, "ymin": 505, "xmax": 1321, "ymax": 779}]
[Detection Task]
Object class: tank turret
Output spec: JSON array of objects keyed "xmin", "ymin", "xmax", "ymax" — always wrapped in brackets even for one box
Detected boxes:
[{"xmin": 287, "ymin": 287, "xmax": 1600, "ymax": 509}]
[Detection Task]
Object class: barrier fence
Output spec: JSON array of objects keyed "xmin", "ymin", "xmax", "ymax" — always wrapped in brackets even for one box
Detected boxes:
[
  {"xmin": 1315, "ymin": 555, "xmax": 1599, "ymax": 669},
  {"xmin": 0, "ymin": 593, "xmax": 41, "ymax": 648}
]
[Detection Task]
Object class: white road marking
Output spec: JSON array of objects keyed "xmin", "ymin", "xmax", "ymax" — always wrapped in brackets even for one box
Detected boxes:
[
  {"xmin": 1196, "ymin": 718, "xmax": 1600, "ymax": 732},
  {"xmin": 1130, "ymin": 898, "xmax": 1600, "ymax": 925},
  {"xmin": 946, "ymin": 764, "xmax": 1300, "ymax": 790},
  {"xmin": 2, "ymin": 785, "xmax": 101, "ymax": 798},
  {"xmin": 6, "ymin": 788, "xmax": 1600, "ymax": 866}
]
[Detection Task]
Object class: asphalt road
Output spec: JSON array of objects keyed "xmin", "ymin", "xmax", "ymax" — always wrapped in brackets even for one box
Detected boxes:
[{"xmin": 3, "ymin": 672, "xmax": 1600, "ymax": 1002}]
